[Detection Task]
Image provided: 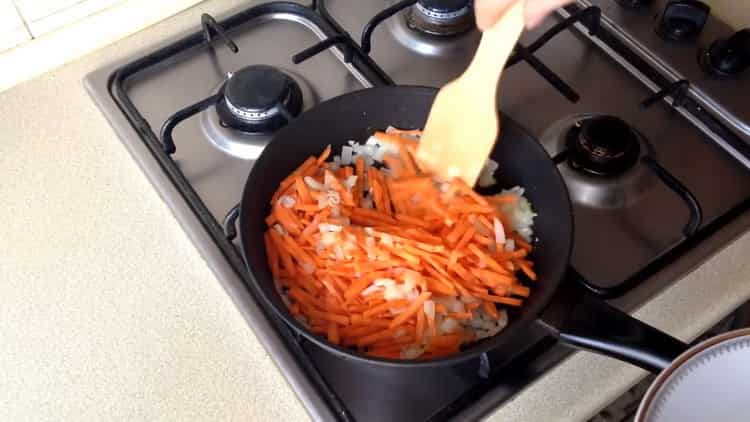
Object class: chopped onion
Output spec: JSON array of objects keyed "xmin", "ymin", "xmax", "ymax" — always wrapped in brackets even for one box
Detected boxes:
[
  {"xmin": 326, "ymin": 190, "xmax": 341, "ymax": 206},
  {"xmin": 301, "ymin": 262, "xmax": 315, "ymax": 274},
  {"xmin": 279, "ymin": 195, "xmax": 296, "ymax": 208},
  {"xmin": 401, "ymin": 345, "xmax": 424, "ymax": 359},
  {"xmin": 341, "ymin": 146, "xmax": 354, "ymax": 165},
  {"xmin": 321, "ymin": 232, "xmax": 338, "ymax": 246},
  {"xmin": 469, "ymin": 215, "xmax": 490, "ymax": 236},
  {"xmin": 440, "ymin": 317, "xmax": 459, "ymax": 334},
  {"xmin": 373, "ymin": 278, "xmax": 396, "ymax": 287},
  {"xmin": 460, "ymin": 295, "xmax": 479, "ymax": 304},
  {"xmin": 380, "ymin": 233, "xmax": 393, "ymax": 246},
  {"xmin": 423, "ymin": 300, "xmax": 435, "ymax": 319},
  {"xmin": 344, "ymin": 175, "xmax": 357, "ymax": 189},
  {"xmin": 273, "ymin": 224, "xmax": 286, "ymax": 235},
  {"xmin": 393, "ymin": 328, "xmax": 407, "ymax": 338},
  {"xmin": 304, "ymin": 176, "xmax": 326, "ymax": 191},
  {"xmin": 361, "ymin": 284, "xmax": 382, "ymax": 296},
  {"xmin": 477, "ymin": 159, "xmax": 499, "ymax": 188},
  {"xmin": 319, "ymin": 223, "xmax": 343, "ymax": 233},
  {"xmin": 505, "ymin": 238, "xmax": 515, "ymax": 252},
  {"xmin": 324, "ymin": 171, "xmax": 335, "ymax": 187},
  {"xmin": 334, "ymin": 245, "xmax": 345, "ymax": 260},
  {"xmin": 493, "ymin": 217, "xmax": 506, "ymax": 245}
]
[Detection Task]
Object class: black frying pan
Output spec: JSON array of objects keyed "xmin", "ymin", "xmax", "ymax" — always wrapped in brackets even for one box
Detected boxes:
[{"xmin": 237, "ymin": 86, "xmax": 688, "ymax": 372}]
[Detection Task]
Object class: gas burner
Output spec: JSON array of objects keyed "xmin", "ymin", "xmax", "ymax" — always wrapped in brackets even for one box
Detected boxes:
[
  {"xmin": 406, "ymin": 0, "xmax": 474, "ymax": 36},
  {"xmin": 215, "ymin": 65, "xmax": 303, "ymax": 133},
  {"xmin": 541, "ymin": 115, "xmax": 655, "ymax": 209},
  {"xmin": 201, "ymin": 69, "xmax": 316, "ymax": 160},
  {"xmin": 566, "ymin": 116, "xmax": 641, "ymax": 177}
]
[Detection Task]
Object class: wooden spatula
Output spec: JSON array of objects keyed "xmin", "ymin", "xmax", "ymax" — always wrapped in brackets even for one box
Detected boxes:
[{"xmin": 416, "ymin": 0, "xmax": 526, "ymax": 186}]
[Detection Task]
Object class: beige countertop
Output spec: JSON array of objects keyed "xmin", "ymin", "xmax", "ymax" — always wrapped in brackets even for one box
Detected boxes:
[{"xmin": 1, "ymin": 1, "xmax": 749, "ymax": 421}]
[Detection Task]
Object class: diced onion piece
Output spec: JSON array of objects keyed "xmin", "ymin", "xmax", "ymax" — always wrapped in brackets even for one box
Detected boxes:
[
  {"xmin": 401, "ymin": 345, "xmax": 424, "ymax": 359},
  {"xmin": 439, "ymin": 317, "xmax": 459, "ymax": 334},
  {"xmin": 344, "ymin": 175, "xmax": 357, "ymax": 189},
  {"xmin": 361, "ymin": 284, "xmax": 382, "ymax": 296},
  {"xmin": 341, "ymin": 146, "xmax": 354, "ymax": 165},
  {"xmin": 423, "ymin": 300, "xmax": 435, "ymax": 319},
  {"xmin": 273, "ymin": 224, "xmax": 286, "ymax": 235},
  {"xmin": 373, "ymin": 278, "xmax": 396, "ymax": 287},
  {"xmin": 493, "ymin": 217, "xmax": 506, "ymax": 245},
  {"xmin": 319, "ymin": 223, "xmax": 343, "ymax": 232},
  {"xmin": 505, "ymin": 238, "xmax": 515, "ymax": 252},
  {"xmin": 304, "ymin": 176, "xmax": 326, "ymax": 191},
  {"xmin": 327, "ymin": 190, "xmax": 341, "ymax": 206},
  {"xmin": 279, "ymin": 195, "xmax": 296, "ymax": 208},
  {"xmin": 460, "ymin": 295, "xmax": 479, "ymax": 304},
  {"xmin": 477, "ymin": 159, "xmax": 499, "ymax": 188}
]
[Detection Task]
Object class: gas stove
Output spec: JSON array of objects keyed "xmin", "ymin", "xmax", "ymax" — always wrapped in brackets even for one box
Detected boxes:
[{"xmin": 85, "ymin": 0, "xmax": 750, "ymax": 420}]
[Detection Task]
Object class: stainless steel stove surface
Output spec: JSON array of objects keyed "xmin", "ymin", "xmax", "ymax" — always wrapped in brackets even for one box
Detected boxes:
[{"xmin": 84, "ymin": 0, "xmax": 750, "ymax": 421}]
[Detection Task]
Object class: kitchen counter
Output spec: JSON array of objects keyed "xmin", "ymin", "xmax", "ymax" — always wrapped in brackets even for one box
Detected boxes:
[{"xmin": 1, "ymin": 1, "xmax": 749, "ymax": 421}]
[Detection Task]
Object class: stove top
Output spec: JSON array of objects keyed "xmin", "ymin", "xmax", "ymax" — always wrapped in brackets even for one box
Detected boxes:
[{"xmin": 84, "ymin": 0, "xmax": 750, "ymax": 420}]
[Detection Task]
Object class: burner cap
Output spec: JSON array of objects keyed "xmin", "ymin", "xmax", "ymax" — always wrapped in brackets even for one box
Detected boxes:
[
  {"xmin": 217, "ymin": 65, "xmax": 303, "ymax": 133},
  {"xmin": 407, "ymin": 0, "xmax": 474, "ymax": 36},
  {"xmin": 566, "ymin": 116, "xmax": 641, "ymax": 177},
  {"xmin": 418, "ymin": 0, "xmax": 471, "ymax": 13}
]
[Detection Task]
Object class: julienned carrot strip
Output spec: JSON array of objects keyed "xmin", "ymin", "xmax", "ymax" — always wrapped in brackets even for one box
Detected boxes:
[
  {"xmin": 328, "ymin": 323, "xmax": 340, "ymax": 345},
  {"xmin": 363, "ymin": 299, "xmax": 410, "ymax": 319},
  {"xmin": 512, "ymin": 235, "xmax": 533, "ymax": 251},
  {"xmin": 273, "ymin": 202, "xmax": 302, "ymax": 236},
  {"xmin": 388, "ymin": 292, "xmax": 431, "ymax": 329},
  {"xmin": 273, "ymin": 156, "xmax": 316, "ymax": 203},
  {"xmin": 376, "ymin": 170, "xmax": 394, "ymax": 217},
  {"xmin": 357, "ymin": 326, "xmax": 409, "ymax": 347},
  {"xmin": 295, "ymin": 175, "xmax": 313, "ymax": 205},
  {"xmin": 303, "ymin": 306, "xmax": 350, "ymax": 325},
  {"xmin": 416, "ymin": 307, "xmax": 425, "ymax": 342},
  {"xmin": 453, "ymin": 178, "xmax": 490, "ymax": 207},
  {"xmin": 429, "ymin": 333, "xmax": 462, "ymax": 350},
  {"xmin": 483, "ymin": 301, "xmax": 499, "ymax": 319},
  {"xmin": 373, "ymin": 131, "xmax": 418, "ymax": 148},
  {"xmin": 268, "ymin": 229, "xmax": 296, "ymax": 277},
  {"xmin": 447, "ymin": 312, "xmax": 473, "ymax": 320},
  {"xmin": 516, "ymin": 259, "xmax": 537, "ymax": 281},
  {"xmin": 445, "ymin": 220, "xmax": 470, "ymax": 245},
  {"xmin": 456, "ymin": 226, "xmax": 476, "ymax": 250},
  {"xmin": 474, "ymin": 292, "xmax": 523, "ymax": 307},
  {"xmin": 354, "ymin": 157, "xmax": 365, "ymax": 206},
  {"xmin": 425, "ymin": 276, "xmax": 457, "ymax": 296},
  {"xmin": 386, "ymin": 128, "xmax": 422, "ymax": 137},
  {"xmin": 317, "ymin": 144, "xmax": 332, "ymax": 165},
  {"xmin": 351, "ymin": 207, "xmax": 398, "ymax": 225},
  {"xmin": 467, "ymin": 243, "xmax": 507, "ymax": 274},
  {"xmin": 395, "ymin": 213, "xmax": 429, "ymax": 229},
  {"xmin": 511, "ymin": 284, "xmax": 531, "ymax": 297},
  {"xmin": 324, "ymin": 169, "xmax": 355, "ymax": 206}
]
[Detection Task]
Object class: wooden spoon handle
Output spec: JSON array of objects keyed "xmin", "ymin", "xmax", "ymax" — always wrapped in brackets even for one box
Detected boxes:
[{"xmin": 462, "ymin": 0, "xmax": 526, "ymax": 98}]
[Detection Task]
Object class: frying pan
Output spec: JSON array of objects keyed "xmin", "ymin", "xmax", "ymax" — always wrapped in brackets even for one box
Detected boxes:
[{"xmin": 236, "ymin": 86, "xmax": 688, "ymax": 372}]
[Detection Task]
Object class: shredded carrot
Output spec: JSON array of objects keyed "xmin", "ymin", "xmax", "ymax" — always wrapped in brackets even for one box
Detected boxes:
[{"xmin": 263, "ymin": 128, "xmax": 537, "ymax": 360}]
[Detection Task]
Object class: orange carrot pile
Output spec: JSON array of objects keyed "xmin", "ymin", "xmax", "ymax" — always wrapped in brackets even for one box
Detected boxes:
[{"xmin": 264, "ymin": 128, "xmax": 536, "ymax": 360}]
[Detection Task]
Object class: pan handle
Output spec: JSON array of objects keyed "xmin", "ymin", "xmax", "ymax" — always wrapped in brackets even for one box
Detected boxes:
[
  {"xmin": 223, "ymin": 203, "xmax": 240, "ymax": 241},
  {"xmin": 556, "ymin": 294, "xmax": 687, "ymax": 372}
]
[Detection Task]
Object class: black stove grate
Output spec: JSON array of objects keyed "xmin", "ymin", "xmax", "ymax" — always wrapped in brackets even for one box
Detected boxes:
[{"xmin": 103, "ymin": 1, "xmax": 750, "ymax": 421}]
